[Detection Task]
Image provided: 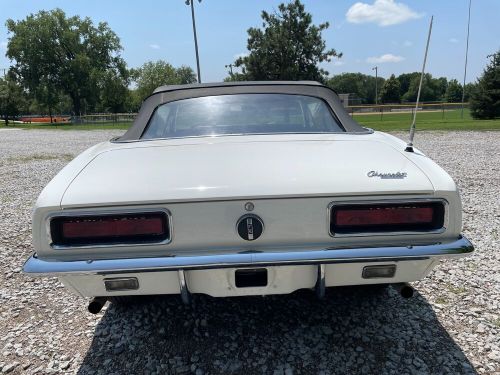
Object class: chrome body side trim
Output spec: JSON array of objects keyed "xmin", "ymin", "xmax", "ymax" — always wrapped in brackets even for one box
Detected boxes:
[
  {"xmin": 327, "ymin": 198, "xmax": 449, "ymax": 238},
  {"xmin": 45, "ymin": 208, "xmax": 173, "ymax": 250},
  {"xmin": 24, "ymin": 235, "xmax": 473, "ymax": 276}
]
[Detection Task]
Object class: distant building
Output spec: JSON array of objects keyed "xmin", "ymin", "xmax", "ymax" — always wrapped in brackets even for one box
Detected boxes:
[
  {"xmin": 338, "ymin": 93, "xmax": 363, "ymax": 108},
  {"xmin": 338, "ymin": 94, "xmax": 350, "ymax": 107}
]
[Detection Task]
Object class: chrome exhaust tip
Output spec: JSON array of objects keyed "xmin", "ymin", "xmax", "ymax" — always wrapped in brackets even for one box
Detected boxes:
[
  {"xmin": 88, "ymin": 297, "xmax": 107, "ymax": 314},
  {"xmin": 393, "ymin": 283, "xmax": 414, "ymax": 298}
]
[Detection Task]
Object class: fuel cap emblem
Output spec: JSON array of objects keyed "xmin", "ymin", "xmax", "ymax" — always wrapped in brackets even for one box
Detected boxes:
[{"xmin": 237, "ymin": 214, "xmax": 264, "ymax": 241}]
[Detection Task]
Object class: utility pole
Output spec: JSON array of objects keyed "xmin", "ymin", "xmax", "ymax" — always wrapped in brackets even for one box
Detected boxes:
[
  {"xmin": 186, "ymin": 0, "xmax": 202, "ymax": 83},
  {"xmin": 225, "ymin": 63, "xmax": 234, "ymax": 75},
  {"xmin": 372, "ymin": 66, "xmax": 378, "ymax": 105},
  {"xmin": 461, "ymin": 0, "xmax": 472, "ymax": 119},
  {"xmin": 0, "ymin": 68, "xmax": 7, "ymax": 78}
]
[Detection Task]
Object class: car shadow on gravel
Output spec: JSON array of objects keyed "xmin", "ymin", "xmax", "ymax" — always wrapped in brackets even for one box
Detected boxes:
[{"xmin": 77, "ymin": 286, "xmax": 476, "ymax": 375}]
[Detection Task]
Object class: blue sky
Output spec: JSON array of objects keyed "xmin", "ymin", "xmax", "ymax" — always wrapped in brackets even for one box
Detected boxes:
[{"xmin": 0, "ymin": 0, "xmax": 498, "ymax": 83}]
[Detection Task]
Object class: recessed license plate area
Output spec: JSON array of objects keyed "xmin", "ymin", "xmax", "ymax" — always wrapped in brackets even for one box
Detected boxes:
[
  {"xmin": 235, "ymin": 268, "xmax": 268, "ymax": 288},
  {"xmin": 186, "ymin": 265, "xmax": 317, "ymax": 297}
]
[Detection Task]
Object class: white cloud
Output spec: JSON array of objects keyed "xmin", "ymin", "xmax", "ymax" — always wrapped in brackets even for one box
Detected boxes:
[
  {"xmin": 332, "ymin": 60, "xmax": 345, "ymax": 66},
  {"xmin": 0, "ymin": 41, "xmax": 7, "ymax": 49},
  {"xmin": 403, "ymin": 40, "xmax": 413, "ymax": 47},
  {"xmin": 346, "ymin": 0, "xmax": 423, "ymax": 26},
  {"xmin": 449, "ymin": 38, "xmax": 459, "ymax": 44},
  {"xmin": 366, "ymin": 53, "xmax": 405, "ymax": 63},
  {"xmin": 149, "ymin": 44, "xmax": 160, "ymax": 50}
]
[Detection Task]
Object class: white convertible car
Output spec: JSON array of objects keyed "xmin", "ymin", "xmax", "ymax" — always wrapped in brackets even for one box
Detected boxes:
[{"xmin": 24, "ymin": 81, "xmax": 473, "ymax": 313}]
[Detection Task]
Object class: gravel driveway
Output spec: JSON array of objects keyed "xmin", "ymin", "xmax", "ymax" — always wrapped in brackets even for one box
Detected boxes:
[{"xmin": 0, "ymin": 129, "xmax": 499, "ymax": 374}]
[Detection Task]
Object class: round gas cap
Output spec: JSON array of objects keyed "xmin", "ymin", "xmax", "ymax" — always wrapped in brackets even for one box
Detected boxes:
[{"xmin": 237, "ymin": 214, "xmax": 264, "ymax": 241}]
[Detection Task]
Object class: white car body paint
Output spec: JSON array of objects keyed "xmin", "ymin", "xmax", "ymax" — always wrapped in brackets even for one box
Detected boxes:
[
  {"xmin": 24, "ymin": 80, "xmax": 472, "ymax": 303},
  {"xmin": 26, "ymin": 130, "xmax": 471, "ymax": 299}
]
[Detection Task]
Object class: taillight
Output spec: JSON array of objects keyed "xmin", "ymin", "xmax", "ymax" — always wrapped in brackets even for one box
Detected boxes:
[
  {"xmin": 330, "ymin": 202, "xmax": 445, "ymax": 235},
  {"xmin": 50, "ymin": 212, "xmax": 169, "ymax": 246}
]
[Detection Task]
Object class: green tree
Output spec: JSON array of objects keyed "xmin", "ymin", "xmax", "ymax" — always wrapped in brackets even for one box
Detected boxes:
[
  {"xmin": 6, "ymin": 9, "xmax": 127, "ymax": 115},
  {"xmin": 224, "ymin": 72, "xmax": 248, "ymax": 82},
  {"xmin": 326, "ymin": 73, "xmax": 384, "ymax": 104},
  {"xmin": 98, "ymin": 70, "xmax": 130, "ymax": 113},
  {"xmin": 34, "ymin": 82, "xmax": 56, "ymax": 120},
  {"xmin": 444, "ymin": 79, "xmax": 463, "ymax": 103},
  {"xmin": 27, "ymin": 91, "xmax": 72, "ymax": 116},
  {"xmin": 379, "ymin": 74, "xmax": 401, "ymax": 103},
  {"xmin": 470, "ymin": 51, "xmax": 500, "ymax": 119},
  {"xmin": 131, "ymin": 61, "xmax": 197, "ymax": 102},
  {"xmin": 397, "ymin": 72, "xmax": 420, "ymax": 98},
  {"xmin": 464, "ymin": 82, "xmax": 476, "ymax": 102},
  {"xmin": 175, "ymin": 65, "xmax": 198, "ymax": 85},
  {"xmin": 233, "ymin": 0, "xmax": 341, "ymax": 82},
  {"xmin": 0, "ymin": 73, "xmax": 26, "ymax": 125},
  {"xmin": 401, "ymin": 74, "xmax": 447, "ymax": 102},
  {"xmin": 126, "ymin": 89, "xmax": 143, "ymax": 113},
  {"xmin": 434, "ymin": 77, "xmax": 448, "ymax": 101}
]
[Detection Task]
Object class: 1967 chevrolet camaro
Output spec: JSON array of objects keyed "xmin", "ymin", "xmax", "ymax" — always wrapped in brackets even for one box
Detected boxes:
[{"xmin": 23, "ymin": 81, "xmax": 473, "ymax": 312}]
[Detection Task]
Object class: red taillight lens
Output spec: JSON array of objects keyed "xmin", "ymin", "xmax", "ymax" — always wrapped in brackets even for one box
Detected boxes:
[
  {"xmin": 50, "ymin": 212, "xmax": 169, "ymax": 246},
  {"xmin": 331, "ymin": 202, "xmax": 445, "ymax": 235},
  {"xmin": 335, "ymin": 206, "xmax": 434, "ymax": 226}
]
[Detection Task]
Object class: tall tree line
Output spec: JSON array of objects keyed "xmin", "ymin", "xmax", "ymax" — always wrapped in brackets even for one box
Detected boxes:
[
  {"xmin": 325, "ymin": 72, "xmax": 476, "ymax": 105},
  {"xmin": 1, "ymin": 9, "xmax": 197, "ymax": 122},
  {"xmin": 1, "ymin": 2, "xmax": 498, "ymax": 123}
]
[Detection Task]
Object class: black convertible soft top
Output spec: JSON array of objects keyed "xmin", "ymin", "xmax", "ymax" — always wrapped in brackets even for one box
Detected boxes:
[{"xmin": 117, "ymin": 81, "xmax": 369, "ymax": 141}]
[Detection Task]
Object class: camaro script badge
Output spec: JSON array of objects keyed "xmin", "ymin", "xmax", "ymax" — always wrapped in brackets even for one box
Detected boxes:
[{"xmin": 367, "ymin": 171, "xmax": 407, "ymax": 179}]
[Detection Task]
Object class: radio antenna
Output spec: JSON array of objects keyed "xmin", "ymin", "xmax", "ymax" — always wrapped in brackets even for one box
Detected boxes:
[{"xmin": 405, "ymin": 16, "xmax": 434, "ymax": 153}]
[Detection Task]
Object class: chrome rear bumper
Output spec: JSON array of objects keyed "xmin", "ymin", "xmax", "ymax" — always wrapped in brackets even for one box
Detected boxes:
[{"xmin": 23, "ymin": 235, "xmax": 473, "ymax": 276}]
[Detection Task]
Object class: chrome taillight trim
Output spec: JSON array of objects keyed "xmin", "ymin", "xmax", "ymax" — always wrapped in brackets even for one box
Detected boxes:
[
  {"xmin": 46, "ymin": 208, "xmax": 173, "ymax": 250},
  {"xmin": 327, "ymin": 198, "xmax": 449, "ymax": 238}
]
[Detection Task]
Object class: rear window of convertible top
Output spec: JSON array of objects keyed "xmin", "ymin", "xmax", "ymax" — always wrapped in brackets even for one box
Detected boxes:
[{"xmin": 141, "ymin": 93, "xmax": 345, "ymax": 139}]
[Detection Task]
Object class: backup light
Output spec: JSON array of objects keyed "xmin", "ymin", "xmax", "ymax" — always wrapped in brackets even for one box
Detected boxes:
[
  {"xmin": 104, "ymin": 277, "xmax": 139, "ymax": 292},
  {"xmin": 362, "ymin": 265, "xmax": 396, "ymax": 279},
  {"xmin": 50, "ymin": 212, "xmax": 169, "ymax": 247}
]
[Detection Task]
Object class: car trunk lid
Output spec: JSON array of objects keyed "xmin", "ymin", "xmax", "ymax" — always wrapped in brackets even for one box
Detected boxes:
[{"xmin": 60, "ymin": 138, "xmax": 434, "ymax": 208}]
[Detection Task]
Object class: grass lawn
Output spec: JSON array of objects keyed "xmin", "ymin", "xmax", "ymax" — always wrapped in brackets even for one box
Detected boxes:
[
  {"xmin": 353, "ymin": 109, "xmax": 500, "ymax": 131},
  {"xmin": 1, "ymin": 110, "xmax": 499, "ymax": 132}
]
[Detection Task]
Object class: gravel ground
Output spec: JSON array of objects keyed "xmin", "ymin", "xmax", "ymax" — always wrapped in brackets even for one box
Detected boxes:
[{"xmin": 0, "ymin": 129, "xmax": 499, "ymax": 375}]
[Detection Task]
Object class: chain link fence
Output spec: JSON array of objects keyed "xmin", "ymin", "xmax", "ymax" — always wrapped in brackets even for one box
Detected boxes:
[
  {"xmin": 348, "ymin": 102, "xmax": 470, "ymax": 121},
  {"xmin": 12, "ymin": 102, "xmax": 470, "ymax": 127},
  {"xmin": 72, "ymin": 113, "xmax": 137, "ymax": 124}
]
